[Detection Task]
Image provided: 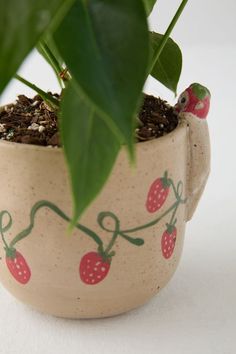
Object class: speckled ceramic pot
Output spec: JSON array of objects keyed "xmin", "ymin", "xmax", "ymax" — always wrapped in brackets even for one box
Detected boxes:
[{"xmin": 0, "ymin": 85, "xmax": 210, "ymax": 318}]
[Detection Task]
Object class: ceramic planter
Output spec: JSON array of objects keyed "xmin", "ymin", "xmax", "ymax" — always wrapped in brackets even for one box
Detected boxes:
[{"xmin": 0, "ymin": 87, "xmax": 210, "ymax": 319}]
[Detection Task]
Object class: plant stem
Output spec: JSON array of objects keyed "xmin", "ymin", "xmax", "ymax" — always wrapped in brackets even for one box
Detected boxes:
[
  {"xmin": 38, "ymin": 41, "xmax": 68, "ymax": 89},
  {"xmin": 40, "ymin": 41, "xmax": 63, "ymax": 77},
  {"xmin": 149, "ymin": 0, "xmax": 189, "ymax": 73},
  {"xmin": 14, "ymin": 74, "xmax": 60, "ymax": 110}
]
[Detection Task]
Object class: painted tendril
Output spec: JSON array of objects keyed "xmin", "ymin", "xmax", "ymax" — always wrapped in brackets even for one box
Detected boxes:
[{"xmin": 0, "ymin": 171, "xmax": 186, "ymax": 285}]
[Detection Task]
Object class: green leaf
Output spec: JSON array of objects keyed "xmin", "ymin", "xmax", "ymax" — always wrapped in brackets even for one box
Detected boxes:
[
  {"xmin": 61, "ymin": 81, "xmax": 120, "ymax": 223},
  {"xmin": 0, "ymin": 0, "xmax": 75, "ymax": 94},
  {"xmin": 143, "ymin": 0, "xmax": 157, "ymax": 15},
  {"xmin": 150, "ymin": 32, "xmax": 182, "ymax": 94},
  {"xmin": 54, "ymin": 0, "xmax": 149, "ymax": 156}
]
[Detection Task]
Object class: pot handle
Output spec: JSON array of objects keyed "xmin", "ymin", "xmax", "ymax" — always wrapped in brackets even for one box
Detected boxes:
[
  {"xmin": 175, "ymin": 83, "xmax": 211, "ymax": 221},
  {"xmin": 185, "ymin": 115, "xmax": 210, "ymax": 221}
]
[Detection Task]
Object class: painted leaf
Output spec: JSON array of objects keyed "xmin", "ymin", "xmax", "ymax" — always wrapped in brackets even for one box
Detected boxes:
[
  {"xmin": 150, "ymin": 32, "xmax": 182, "ymax": 94},
  {"xmin": 0, "ymin": 0, "xmax": 75, "ymax": 94},
  {"xmin": 143, "ymin": 0, "xmax": 157, "ymax": 15},
  {"xmin": 61, "ymin": 81, "xmax": 120, "ymax": 223},
  {"xmin": 54, "ymin": 0, "xmax": 149, "ymax": 155}
]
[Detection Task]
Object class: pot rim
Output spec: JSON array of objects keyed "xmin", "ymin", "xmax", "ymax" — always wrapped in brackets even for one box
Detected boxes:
[{"xmin": 0, "ymin": 114, "xmax": 186, "ymax": 155}]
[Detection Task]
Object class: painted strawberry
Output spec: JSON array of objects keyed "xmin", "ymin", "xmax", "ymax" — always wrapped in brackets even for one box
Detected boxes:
[
  {"xmin": 5, "ymin": 248, "xmax": 31, "ymax": 284},
  {"xmin": 146, "ymin": 171, "xmax": 170, "ymax": 213},
  {"xmin": 79, "ymin": 251, "xmax": 111, "ymax": 285},
  {"xmin": 175, "ymin": 83, "xmax": 211, "ymax": 119},
  {"xmin": 161, "ymin": 225, "xmax": 177, "ymax": 259}
]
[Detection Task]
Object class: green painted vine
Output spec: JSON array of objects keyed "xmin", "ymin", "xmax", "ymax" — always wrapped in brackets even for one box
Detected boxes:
[{"xmin": 0, "ymin": 171, "xmax": 186, "ymax": 285}]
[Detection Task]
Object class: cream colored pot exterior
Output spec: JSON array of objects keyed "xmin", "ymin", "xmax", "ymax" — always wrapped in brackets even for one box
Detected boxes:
[{"xmin": 0, "ymin": 115, "xmax": 210, "ymax": 318}]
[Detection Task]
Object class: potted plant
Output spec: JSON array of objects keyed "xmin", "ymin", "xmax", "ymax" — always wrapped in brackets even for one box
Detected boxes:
[{"xmin": 0, "ymin": 0, "xmax": 211, "ymax": 318}]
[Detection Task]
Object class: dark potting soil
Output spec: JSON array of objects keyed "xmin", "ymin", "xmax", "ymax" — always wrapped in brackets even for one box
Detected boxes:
[
  {"xmin": 0, "ymin": 94, "xmax": 60, "ymax": 146},
  {"xmin": 0, "ymin": 93, "xmax": 178, "ymax": 147},
  {"xmin": 136, "ymin": 94, "xmax": 178, "ymax": 141}
]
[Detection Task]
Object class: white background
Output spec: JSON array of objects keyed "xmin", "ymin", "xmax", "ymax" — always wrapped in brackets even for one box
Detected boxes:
[{"xmin": 0, "ymin": 1, "xmax": 236, "ymax": 353}]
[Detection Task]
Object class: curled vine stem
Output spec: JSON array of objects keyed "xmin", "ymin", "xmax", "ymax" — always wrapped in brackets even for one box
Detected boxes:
[
  {"xmin": 169, "ymin": 179, "xmax": 187, "ymax": 204},
  {"xmin": 97, "ymin": 211, "xmax": 145, "ymax": 253},
  {"xmin": 0, "ymin": 210, "xmax": 13, "ymax": 250},
  {"xmin": 97, "ymin": 211, "xmax": 120, "ymax": 233},
  {"xmin": 0, "ymin": 173, "xmax": 187, "ymax": 258}
]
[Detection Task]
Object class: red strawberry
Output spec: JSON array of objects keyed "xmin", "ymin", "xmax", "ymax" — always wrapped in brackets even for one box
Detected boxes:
[
  {"xmin": 5, "ymin": 249, "xmax": 31, "ymax": 284},
  {"xmin": 146, "ymin": 172, "xmax": 170, "ymax": 213},
  {"xmin": 161, "ymin": 225, "xmax": 177, "ymax": 259},
  {"xmin": 79, "ymin": 251, "xmax": 111, "ymax": 285}
]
